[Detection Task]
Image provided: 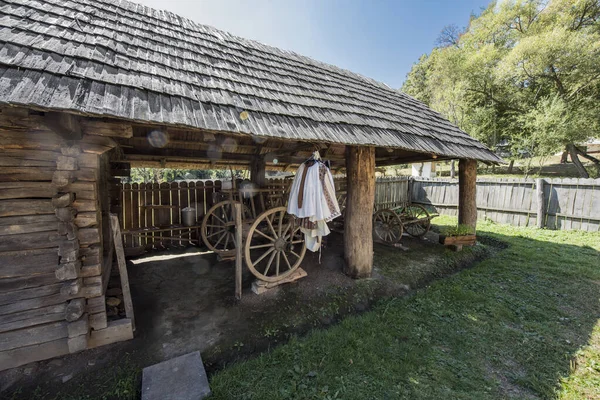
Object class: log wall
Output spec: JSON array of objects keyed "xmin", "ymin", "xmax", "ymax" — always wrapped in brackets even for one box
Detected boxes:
[{"xmin": 0, "ymin": 108, "xmax": 125, "ymax": 371}]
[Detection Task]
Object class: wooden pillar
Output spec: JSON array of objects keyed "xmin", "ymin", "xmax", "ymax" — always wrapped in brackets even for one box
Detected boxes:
[
  {"xmin": 234, "ymin": 203, "xmax": 243, "ymax": 301},
  {"xmin": 250, "ymin": 155, "xmax": 266, "ymax": 188},
  {"xmin": 536, "ymin": 178, "xmax": 545, "ymax": 229},
  {"xmin": 458, "ymin": 159, "xmax": 477, "ymax": 230},
  {"xmin": 344, "ymin": 146, "xmax": 375, "ymax": 278}
]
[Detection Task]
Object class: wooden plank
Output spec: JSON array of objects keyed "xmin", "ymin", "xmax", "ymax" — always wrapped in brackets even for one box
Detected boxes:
[
  {"xmin": 73, "ymin": 200, "xmax": 97, "ymax": 213},
  {"xmin": 0, "ymin": 273, "xmax": 58, "ymax": 292},
  {"xmin": 0, "ymin": 292, "xmax": 71, "ymax": 316},
  {"xmin": 78, "ymin": 228, "xmax": 100, "ymax": 245},
  {"xmin": 81, "ymin": 120, "xmax": 133, "ymax": 138},
  {"xmin": 171, "ymin": 182, "xmax": 180, "ymax": 245},
  {"xmin": 0, "ymin": 337, "xmax": 69, "ymax": 371},
  {"xmin": 81, "ymin": 246, "xmax": 100, "ymax": 267},
  {"xmin": 132, "ymin": 183, "xmax": 140, "ymax": 248},
  {"xmin": 0, "ymin": 199, "xmax": 54, "ymax": 217},
  {"xmin": 0, "ymin": 303, "xmax": 65, "ymax": 327},
  {"xmin": 87, "ymin": 318, "xmax": 133, "ymax": 348},
  {"xmin": 0, "ymin": 156, "xmax": 55, "ymax": 167},
  {"xmin": 79, "ymin": 135, "xmax": 117, "ymax": 154},
  {"xmin": 123, "ymin": 183, "xmax": 133, "ymax": 248},
  {"xmin": 0, "ymin": 283, "xmax": 62, "ymax": 306},
  {"xmin": 77, "ymin": 153, "xmax": 100, "ymax": 169},
  {"xmin": 0, "ymin": 230, "xmax": 62, "ymax": 252},
  {"xmin": 0, "ymin": 130, "xmax": 63, "ymax": 151},
  {"xmin": 0, "ymin": 220, "xmax": 58, "ymax": 236},
  {"xmin": 111, "ymin": 215, "xmax": 135, "ymax": 330},
  {"xmin": 87, "ymin": 296, "xmax": 106, "ymax": 315},
  {"xmin": 0, "ymin": 306, "xmax": 66, "ymax": 334},
  {"xmin": 0, "ymin": 167, "xmax": 55, "ymax": 182},
  {"xmin": 0, "ymin": 320, "xmax": 68, "ymax": 352},
  {"xmin": 74, "ymin": 168, "xmax": 99, "ymax": 182},
  {"xmin": 80, "ymin": 264, "xmax": 102, "ymax": 278},
  {"xmin": 89, "ymin": 311, "xmax": 108, "ymax": 331},
  {"xmin": 75, "ymin": 212, "xmax": 98, "ymax": 228},
  {"xmin": 0, "ymin": 149, "xmax": 59, "ymax": 162}
]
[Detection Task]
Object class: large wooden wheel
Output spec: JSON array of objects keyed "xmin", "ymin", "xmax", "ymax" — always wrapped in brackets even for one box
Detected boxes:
[
  {"xmin": 201, "ymin": 200, "xmax": 250, "ymax": 253},
  {"xmin": 373, "ymin": 209, "xmax": 403, "ymax": 244},
  {"xmin": 244, "ymin": 207, "xmax": 306, "ymax": 283},
  {"xmin": 401, "ymin": 204, "xmax": 431, "ymax": 238}
]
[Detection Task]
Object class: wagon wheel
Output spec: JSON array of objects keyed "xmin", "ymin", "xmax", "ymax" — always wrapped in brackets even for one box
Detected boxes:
[
  {"xmin": 373, "ymin": 209, "xmax": 403, "ymax": 244},
  {"xmin": 401, "ymin": 204, "xmax": 431, "ymax": 238},
  {"xmin": 245, "ymin": 206, "xmax": 306, "ymax": 283},
  {"xmin": 201, "ymin": 200, "xmax": 250, "ymax": 253}
]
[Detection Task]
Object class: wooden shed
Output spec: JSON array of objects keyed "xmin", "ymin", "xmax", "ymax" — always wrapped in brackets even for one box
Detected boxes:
[{"xmin": 0, "ymin": 0, "xmax": 502, "ymax": 371}]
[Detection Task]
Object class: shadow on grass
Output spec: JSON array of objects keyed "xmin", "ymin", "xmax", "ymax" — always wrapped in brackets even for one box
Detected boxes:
[{"xmin": 207, "ymin": 224, "xmax": 600, "ymax": 399}]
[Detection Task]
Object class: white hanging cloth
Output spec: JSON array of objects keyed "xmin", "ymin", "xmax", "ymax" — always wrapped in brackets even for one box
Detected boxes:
[{"xmin": 287, "ymin": 151, "xmax": 341, "ymax": 252}]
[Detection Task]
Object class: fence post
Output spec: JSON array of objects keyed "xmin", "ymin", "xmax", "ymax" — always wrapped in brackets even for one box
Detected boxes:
[
  {"xmin": 536, "ymin": 178, "xmax": 545, "ymax": 229},
  {"xmin": 407, "ymin": 177, "xmax": 413, "ymax": 204}
]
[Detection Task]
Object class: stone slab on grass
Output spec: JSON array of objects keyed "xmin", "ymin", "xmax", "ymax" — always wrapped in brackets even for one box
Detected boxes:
[{"xmin": 142, "ymin": 351, "xmax": 210, "ymax": 400}]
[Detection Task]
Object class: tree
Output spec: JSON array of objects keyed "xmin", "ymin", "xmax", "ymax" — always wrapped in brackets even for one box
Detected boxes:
[
  {"xmin": 402, "ymin": 0, "xmax": 600, "ymax": 177},
  {"xmin": 435, "ymin": 24, "xmax": 463, "ymax": 47}
]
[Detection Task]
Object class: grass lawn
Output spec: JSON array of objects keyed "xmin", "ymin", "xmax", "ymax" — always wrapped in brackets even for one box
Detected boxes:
[{"xmin": 208, "ymin": 217, "xmax": 600, "ymax": 399}]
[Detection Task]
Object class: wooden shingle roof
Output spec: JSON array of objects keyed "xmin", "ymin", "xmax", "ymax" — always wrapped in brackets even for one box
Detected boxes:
[{"xmin": 0, "ymin": 0, "xmax": 502, "ymax": 163}]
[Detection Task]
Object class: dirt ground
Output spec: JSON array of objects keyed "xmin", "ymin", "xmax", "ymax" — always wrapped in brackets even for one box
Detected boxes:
[{"xmin": 1, "ymin": 229, "xmax": 497, "ymax": 399}]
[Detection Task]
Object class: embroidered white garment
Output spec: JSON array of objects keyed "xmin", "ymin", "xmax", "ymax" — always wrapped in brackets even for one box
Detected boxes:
[{"xmin": 287, "ymin": 153, "xmax": 340, "ymax": 252}]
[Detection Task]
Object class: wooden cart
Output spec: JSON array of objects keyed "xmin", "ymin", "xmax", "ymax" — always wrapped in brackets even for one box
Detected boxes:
[
  {"xmin": 200, "ymin": 188, "xmax": 307, "ymax": 283},
  {"xmin": 372, "ymin": 204, "xmax": 435, "ymax": 244}
]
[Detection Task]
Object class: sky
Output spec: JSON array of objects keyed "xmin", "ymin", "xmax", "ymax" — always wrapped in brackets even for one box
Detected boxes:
[{"xmin": 136, "ymin": 0, "xmax": 491, "ymax": 89}]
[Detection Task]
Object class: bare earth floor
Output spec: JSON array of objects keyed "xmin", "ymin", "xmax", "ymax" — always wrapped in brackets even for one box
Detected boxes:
[{"xmin": 1, "ymin": 230, "xmax": 496, "ymax": 399}]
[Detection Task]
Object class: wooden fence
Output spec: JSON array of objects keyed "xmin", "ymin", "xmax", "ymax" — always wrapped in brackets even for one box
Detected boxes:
[
  {"xmin": 119, "ymin": 177, "xmax": 410, "ymax": 249},
  {"xmin": 412, "ymin": 177, "xmax": 600, "ymax": 232}
]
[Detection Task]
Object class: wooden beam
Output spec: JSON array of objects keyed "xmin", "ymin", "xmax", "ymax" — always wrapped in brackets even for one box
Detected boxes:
[
  {"xmin": 44, "ymin": 112, "xmax": 82, "ymax": 140},
  {"xmin": 111, "ymin": 214, "xmax": 135, "ymax": 331},
  {"xmin": 234, "ymin": 203, "xmax": 243, "ymax": 301},
  {"xmin": 458, "ymin": 159, "xmax": 477, "ymax": 230},
  {"xmin": 250, "ymin": 155, "xmax": 266, "ymax": 188},
  {"xmin": 343, "ymin": 146, "xmax": 375, "ymax": 278},
  {"xmin": 82, "ymin": 120, "xmax": 133, "ymax": 138}
]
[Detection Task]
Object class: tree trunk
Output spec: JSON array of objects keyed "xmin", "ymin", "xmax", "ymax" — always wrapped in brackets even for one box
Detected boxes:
[
  {"xmin": 344, "ymin": 146, "xmax": 375, "ymax": 279},
  {"xmin": 458, "ymin": 159, "xmax": 477, "ymax": 231},
  {"xmin": 507, "ymin": 159, "xmax": 514, "ymax": 174},
  {"xmin": 450, "ymin": 160, "xmax": 455, "ymax": 178},
  {"xmin": 567, "ymin": 143, "xmax": 589, "ymax": 178}
]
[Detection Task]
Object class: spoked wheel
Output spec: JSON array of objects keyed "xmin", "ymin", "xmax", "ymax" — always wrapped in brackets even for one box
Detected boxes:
[
  {"xmin": 373, "ymin": 209, "xmax": 403, "ymax": 244},
  {"xmin": 201, "ymin": 200, "xmax": 250, "ymax": 253},
  {"xmin": 401, "ymin": 204, "xmax": 431, "ymax": 238},
  {"xmin": 245, "ymin": 206, "xmax": 306, "ymax": 282}
]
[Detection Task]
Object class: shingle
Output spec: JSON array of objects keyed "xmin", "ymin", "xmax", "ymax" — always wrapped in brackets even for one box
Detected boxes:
[{"xmin": 0, "ymin": 0, "xmax": 502, "ymax": 162}]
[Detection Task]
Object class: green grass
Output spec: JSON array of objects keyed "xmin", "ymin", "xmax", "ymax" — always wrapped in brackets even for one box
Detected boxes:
[{"xmin": 208, "ymin": 217, "xmax": 600, "ymax": 399}]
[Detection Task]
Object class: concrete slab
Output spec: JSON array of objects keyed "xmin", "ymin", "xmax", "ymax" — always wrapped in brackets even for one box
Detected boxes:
[{"xmin": 142, "ymin": 351, "xmax": 210, "ymax": 400}]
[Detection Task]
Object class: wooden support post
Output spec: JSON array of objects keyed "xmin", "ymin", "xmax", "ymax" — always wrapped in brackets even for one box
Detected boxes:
[
  {"xmin": 536, "ymin": 178, "xmax": 545, "ymax": 229},
  {"xmin": 344, "ymin": 146, "xmax": 375, "ymax": 278},
  {"xmin": 110, "ymin": 214, "xmax": 135, "ymax": 331},
  {"xmin": 234, "ymin": 203, "xmax": 243, "ymax": 301},
  {"xmin": 250, "ymin": 155, "xmax": 266, "ymax": 188},
  {"xmin": 458, "ymin": 159, "xmax": 477, "ymax": 231}
]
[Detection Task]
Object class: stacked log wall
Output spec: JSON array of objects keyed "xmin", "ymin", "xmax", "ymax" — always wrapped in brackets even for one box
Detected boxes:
[{"xmin": 0, "ymin": 108, "xmax": 121, "ymax": 370}]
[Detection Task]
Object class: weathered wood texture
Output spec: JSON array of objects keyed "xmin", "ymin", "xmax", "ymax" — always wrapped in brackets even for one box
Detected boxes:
[
  {"xmin": 343, "ymin": 146, "xmax": 375, "ymax": 278},
  {"xmin": 117, "ymin": 177, "xmax": 410, "ymax": 249},
  {"xmin": 411, "ymin": 177, "xmax": 600, "ymax": 232},
  {"xmin": 458, "ymin": 159, "xmax": 477, "ymax": 230},
  {"xmin": 0, "ymin": 119, "xmax": 105, "ymax": 371}
]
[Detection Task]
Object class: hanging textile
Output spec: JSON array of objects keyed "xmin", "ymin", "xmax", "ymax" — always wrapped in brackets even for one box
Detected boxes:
[{"xmin": 287, "ymin": 151, "xmax": 341, "ymax": 252}]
